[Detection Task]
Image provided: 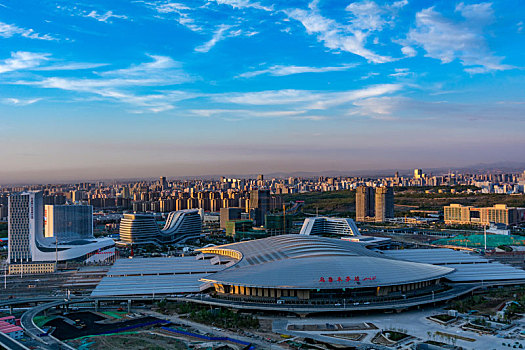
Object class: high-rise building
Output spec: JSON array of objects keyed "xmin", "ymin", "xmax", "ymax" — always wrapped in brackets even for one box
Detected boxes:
[
  {"xmin": 249, "ymin": 189, "xmax": 270, "ymax": 226},
  {"xmin": 356, "ymin": 186, "xmax": 375, "ymax": 221},
  {"xmin": 8, "ymin": 191, "xmax": 43, "ymax": 264},
  {"xmin": 72, "ymin": 190, "xmax": 85, "ymax": 203},
  {"xmin": 414, "ymin": 169, "xmax": 423, "ymax": 179},
  {"xmin": 44, "ymin": 205, "xmax": 93, "ymax": 241},
  {"xmin": 220, "ymin": 207, "xmax": 242, "ymax": 229},
  {"xmin": 160, "ymin": 176, "xmax": 168, "ymax": 190},
  {"xmin": 375, "ymin": 187, "xmax": 394, "ymax": 223}
]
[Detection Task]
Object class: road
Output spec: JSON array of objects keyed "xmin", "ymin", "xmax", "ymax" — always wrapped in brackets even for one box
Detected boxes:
[
  {"xmin": 0, "ymin": 332, "xmax": 30, "ymax": 350},
  {"xmin": 20, "ymin": 299, "xmax": 81, "ymax": 350}
]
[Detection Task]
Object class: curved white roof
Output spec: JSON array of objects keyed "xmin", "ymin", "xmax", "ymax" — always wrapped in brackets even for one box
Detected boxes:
[{"xmin": 198, "ymin": 235, "xmax": 454, "ymax": 289}]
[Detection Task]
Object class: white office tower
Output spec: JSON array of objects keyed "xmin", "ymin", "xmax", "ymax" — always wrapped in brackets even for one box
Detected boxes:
[
  {"xmin": 8, "ymin": 191, "xmax": 115, "ymax": 273},
  {"xmin": 45, "ymin": 205, "xmax": 93, "ymax": 242},
  {"xmin": 8, "ymin": 191, "xmax": 43, "ymax": 264}
]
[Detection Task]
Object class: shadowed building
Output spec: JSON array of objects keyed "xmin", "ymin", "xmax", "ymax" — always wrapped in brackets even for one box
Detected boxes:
[
  {"xmin": 249, "ymin": 189, "xmax": 270, "ymax": 226},
  {"xmin": 356, "ymin": 186, "xmax": 375, "ymax": 222},
  {"xmin": 220, "ymin": 207, "xmax": 242, "ymax": 229},
  {"xmin": 375, "ymin": 187, "xmax": 394, "ymax": 223}
]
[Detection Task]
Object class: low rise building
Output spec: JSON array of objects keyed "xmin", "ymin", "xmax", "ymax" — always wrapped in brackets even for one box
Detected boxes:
[{"xmin": 444, "ymin": 204, "xmax": 525, "ymax": 227}]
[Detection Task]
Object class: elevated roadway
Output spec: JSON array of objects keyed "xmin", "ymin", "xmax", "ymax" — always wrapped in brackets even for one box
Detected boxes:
[{"xmin": 20, "ymin": 299, "xmax": 79, "ymax": 350}]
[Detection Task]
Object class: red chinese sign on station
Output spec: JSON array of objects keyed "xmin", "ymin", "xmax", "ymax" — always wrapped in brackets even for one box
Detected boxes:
[{"xmin": 319, "ymin": 276, "xmax": 376, "ymax": 283}]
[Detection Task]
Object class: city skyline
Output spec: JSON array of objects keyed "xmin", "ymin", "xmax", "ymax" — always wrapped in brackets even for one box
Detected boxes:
[{"xmin": 1, "ymin": 0, "xmax": 524, "ymax": 183}]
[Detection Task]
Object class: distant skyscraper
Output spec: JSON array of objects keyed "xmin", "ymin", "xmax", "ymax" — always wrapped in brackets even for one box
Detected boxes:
[
  {"xmin": 72, "ymin": 190, "xmax": 85, "ymax": 203},
  {"xmin": 160, "ymin": 176, "xmax": 168, "ymax": 190},
  {"xmin": 249, "ymin": 189, "xmax": 270, "ymax": 226},
  {"xmin": 375, "ymin": 187, "xmax": 394, "ymax": 223},
  {"xmin": 356, "ymin": 186, "xmax": 375, "ymax": 221},
  {"xmin": 414, "ymin": 169, "xmax": 423, "ymax": 179}
]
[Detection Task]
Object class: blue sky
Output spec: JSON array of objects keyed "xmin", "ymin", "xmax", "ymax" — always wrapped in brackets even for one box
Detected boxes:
[{"xmin": 0, "ymin": 0, "xmax": 524, "ymax": 182}]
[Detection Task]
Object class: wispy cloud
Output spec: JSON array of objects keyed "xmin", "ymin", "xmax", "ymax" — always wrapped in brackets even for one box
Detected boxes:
[
  {"xmin": 389, "ymin": 68, "xmax": 413, "ymax": 78},
  {"xmin": 284, "ymin": 2, "xmax": 393, "ymax": 63},
  {"xmin": 210, "ymin": 0, "xmax": 272, "ymax": 11},
  {"xmin": 360, "ymin": 72, "xmax": 379, "ymax": 80},
  {"xmin": 404, "ymin": 4, "xmax": 514, "ymax": 73},
  {"xmin": 57, "ymin": 5, "xmax": 129, "ymax": 24},
  {"xmin": 34, "ymin": 62, "xmax": 108, "ymax": 71},
  {"xmin": 14, "ymin": 55, "xmax": 195, "ymax": 113},
  {"xmin": 1, "ymin": 98, "xmax": 42, "ymax": 106},
  {"xmin": 0, "ymin": 51, "xmax": 50, "ymax": 74},
  {"xmin": 351, "ymin": 95, "xmax": 525, "ymax": 122},
  {"xmin": 215, "ymin": 84, "xmax": 402, "ymax": 110},
  {"xmin": 195, "ymin": 24, "xmax": 242, "ymax": 53},
  {"xmin": 237, "ymin": 63, "xmax": 358, "ymax": 78},
  {"xmin": 142, "ymin": 1, "xmax": 202, "ymax": 32},
  {"xmin": 85, "ymin": 10, "xmax": 128, "ymax": 22},
  {"xmin": 99, "ymin": 54, "xmax": 186, "ymax": 81},
  {"xmin": 0, "ymin": 21, "xmax": 58, "ymax": 41},
  {"xmin": 190, "ymin": 109, "xmax": 304, "ymax": 119}
]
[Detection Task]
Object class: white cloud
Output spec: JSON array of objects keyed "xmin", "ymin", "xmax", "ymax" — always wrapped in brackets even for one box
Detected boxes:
[
  {"xmin": 0, "ymin": 21, "xmax": 58, "ymax": 41},
  {"xmin": 216, "ymin": 84, "xmax": 402, "ymax": 110},
  {"xmin": 401, "ymin": 45, "xmax": 417, "ymax": 57},
  {"xmin": 351, "ymin": 96, "xmax": 402, "ymax": 119},
  {"xmin": 34, "ymin": 62, "xmax": 108, "ymax": 71},
  {"xmin": 218, "ymin": 89, "xmax": 316, "ymax": 105},
  {"xmin": 307, "ymin": 84, "xmax": 402, "ymax": 110},
  {"xmin": 455, "ymin": 2, "xmax": 493, "ymax": 22},
  {"xmin": 285, "ymin": 5, "xmax": 392, "ymax": 63},
  {"xmin": 1, "ymin": 98, "xmax": 42, "ymax": 106},
  {"xmin": 346, "ymin": 1, "xmax": 387, "ymax": 32},
  {"xmin": 85, "ymin": 10, "xmax": 128, "ymax": 23},
  {"xmin": 0, "ymin": 51, "xmax": 50, "ymax": 74},
  {"xmin": 150, "ymin": 2, "xmax": 190, "ymax": 12},
  {"xmin": 389, "ymin": 68, "xmax": 413, "ymax": 77},
  {"xmin": 190, "ymin": 109, "xmax": 304, "ymax": 119},
  {"xmin": 15, "ymin": 55, "xmax": 195, "ymax": 113},
  {"xmin": 391, "ymin": 0, "xmax": 408, "ymax": 9},
  {"xmin": 144, "ymin": 1, "xmax": 202, "ymax": 32},
  {"xmin": 405, "ymin": 5, "xmax": 513, "ymax": 73},
  {"xmin": 237, "ymin": 63, "xmax": 357, "ymax": 78},
  {"xmin": 210, "ymin": 0, "xmax": 272, "ymax": 11},
  {"xmin": 345, "ymin": 0, "xmax": 408, "ymax": 32},
  {"xmin": 195, "ymin": 24, "xmax": 242, "ymax": 53},
  {"xmin": 360, "ymin": 72, "xmax": 379, "ymax": 80},
  {"xmin": 100, "ymin": 55, "xmax": 186, "ymax": 81}
]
